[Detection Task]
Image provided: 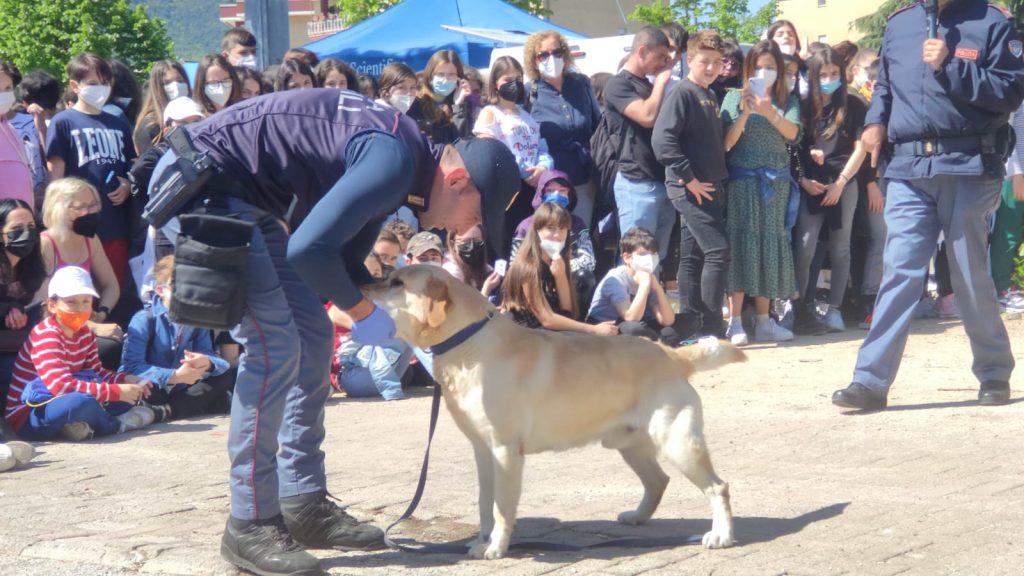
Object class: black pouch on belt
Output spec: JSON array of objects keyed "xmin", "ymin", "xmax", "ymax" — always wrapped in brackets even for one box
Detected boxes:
[{"xmin": 171, "ymin": 213, "xmax": 254, "ymax": 330}]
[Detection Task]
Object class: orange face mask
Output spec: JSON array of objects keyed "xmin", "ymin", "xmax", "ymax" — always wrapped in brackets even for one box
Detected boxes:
[{"xmin": 56, "ymin": 309, "xmax": 92, "ymax": 332}]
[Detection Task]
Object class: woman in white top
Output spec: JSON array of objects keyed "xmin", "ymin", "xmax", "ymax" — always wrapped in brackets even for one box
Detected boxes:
[
  {"xmin": 474, "ymin": 56, "xmax": 554, "ymax": 256},
  {"xmin": 474, "ymin": 56, "xmax": 554, "ymax": 187}
]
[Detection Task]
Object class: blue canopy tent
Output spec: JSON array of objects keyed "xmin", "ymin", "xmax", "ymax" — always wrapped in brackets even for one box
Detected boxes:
[{"xmin": 303, "ymin": 0, "xmax": 586, "ymax": 76}]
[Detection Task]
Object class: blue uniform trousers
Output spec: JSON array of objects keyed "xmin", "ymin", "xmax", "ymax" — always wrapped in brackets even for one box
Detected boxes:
[{"xmin": 853, "ymin": 174, "xmax": 1014, "ymax": 391}]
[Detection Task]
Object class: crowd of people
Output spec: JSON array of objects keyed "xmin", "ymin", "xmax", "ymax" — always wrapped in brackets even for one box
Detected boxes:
[
  {"xmin": 0, "ymin": 13, "xmax": 1020, "ymax": 437},
  {"xmin": 2, "ymin": 4, "xmax": 1021, "ymax": 575}
]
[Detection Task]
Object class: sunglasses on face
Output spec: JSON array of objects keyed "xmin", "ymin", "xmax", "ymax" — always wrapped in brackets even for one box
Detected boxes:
[{"xmin": 535, "ymin": 48, "xmax": 564, "ymax": 62}]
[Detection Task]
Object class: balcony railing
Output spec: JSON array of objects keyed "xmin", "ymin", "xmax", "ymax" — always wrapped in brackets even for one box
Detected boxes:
[{"xmin": 307, "ymin": 18, "xmax": 347, "ymax": 38}]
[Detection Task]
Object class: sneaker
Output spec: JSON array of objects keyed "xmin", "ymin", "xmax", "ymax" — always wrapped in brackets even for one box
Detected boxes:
[
  {"xmin": 5, "ymin": 441, "xmax": 35, "ymax": 465},
  {"xmin": 117, "ymin": 405, "xmax": 155, "ymax": 433},
  {"xmin": 145, "ymin": 402, "xmax": 173, "ymax": 423},
  {"xmin": 858, "ymin": 312, "xmax": 873, "ymax": 330},
  {"xmin": 281, "ymin": 491, "xmax": 385, "ymax": 551},
  {"xmin": 935, "ymin": 294, "xmax": 960, "ymax": 318},
  {"xmin": 823, "ymin": 309, "xmax": 846, "ymax": 333},
  {"xmin": 59, "ymin": 422, "xmax": 94, "ymax": 441},
  {"xmin": 754, "ymin": 318, "xmax": 794, "ymax": 342},
  {"xmin": 777, "ymin": 299, "xmax": 795, "ymax": 331},
  {"xmin": 726, "ymin": 321, "xmax": 748, "ymax": 346},
  {"xmin": 792, "ymin": 303, "xmax": 826, "ymax": 336},
  {"xmin": 221, "ymin": 515, "xmax": 323, "ymax": 576},
  {"xmin": 0, "ymin": 445, "xmax": 17, "ymax": 472},
  {"xmin": 913, "ymin": 297, "xmax": 939, "ymax": 319},
  {"xmin": 998, "ymin": 289, "xmax": 1024, "ymax": 313}
]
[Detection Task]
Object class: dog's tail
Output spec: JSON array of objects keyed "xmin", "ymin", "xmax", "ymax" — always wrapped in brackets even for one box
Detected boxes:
[{"xmin": 665, "ymin": 337, "xmax": 747, "ymax": 377}]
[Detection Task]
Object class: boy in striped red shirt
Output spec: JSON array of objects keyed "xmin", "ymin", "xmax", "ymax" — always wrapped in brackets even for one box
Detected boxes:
[{"xmin": 4, "ymin": 266, "xmax": 154, "ymax": 441}]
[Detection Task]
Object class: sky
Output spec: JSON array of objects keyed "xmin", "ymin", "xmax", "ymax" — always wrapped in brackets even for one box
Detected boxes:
[{"xmin": 750, "ymin": 0, "xmax": 773, "ymax": 12}]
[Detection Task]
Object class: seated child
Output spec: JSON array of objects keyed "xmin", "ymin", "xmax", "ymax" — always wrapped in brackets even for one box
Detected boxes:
[
  {"xmin": 383, "ymin": 218, "xmax": 416, "ymax": 268},
  {"xmin": 511, "ymin": 170, "xmax": 596, "ymax": 302},
  {"xmin": 328, "ymin": 252, "xmax": 412, "ymax": 400},
  {"xmin": 443, "ymin": 224, "xmax": 502, "ymax": 299},
  {"xmin": 4, "ymin": 266, "xmax": 155, "ymax": 441},
  {"xmin": 587, "ymin": 227, "xmax": 688, "ymax": 347},
  {"xmin": 502, "ymin": 202, "xmax": 617, "ymax": 335},
  {"xmin": 120, "ymin": 256, "xmax": 232, "ymax": 422}
]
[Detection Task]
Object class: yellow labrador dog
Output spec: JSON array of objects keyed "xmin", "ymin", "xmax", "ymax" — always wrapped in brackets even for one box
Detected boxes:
[{"xmin": 370, "ymin": 265, "xmax": 744, "ymax": 559}]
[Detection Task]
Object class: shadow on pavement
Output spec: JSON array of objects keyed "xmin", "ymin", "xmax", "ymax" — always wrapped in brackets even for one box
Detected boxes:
[
  {"xmin": 881, "ymin": 396, "xmax": 1024, "ymax": 412},
  {"xmin": 319, "ymin": 502, "xmax": 849, "ymax": 568}
]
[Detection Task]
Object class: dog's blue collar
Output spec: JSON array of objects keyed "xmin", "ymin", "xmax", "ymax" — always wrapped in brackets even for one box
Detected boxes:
[{"xmin": 427, "ymin": 311, "xmax": 494, "ymax": 356}]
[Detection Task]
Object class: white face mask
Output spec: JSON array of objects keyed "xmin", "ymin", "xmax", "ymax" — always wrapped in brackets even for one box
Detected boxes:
[
  {"xmin": 205, "ymin": 82, "xmax": 232, "ymax": 107},
  {"xmin": 78, "ymin": 84, "xmax": 111, "ymax": 109},
  {"xmin": 631, "ymin": 253, "xmax": 659, "ymax": 274},
  {"xmin": 854, "ymin": 70, "xmax": 870, "ymax": 88},
  {"xmin": 540, "ymin": 238, "xmax": 565, "ymax": 259},
  {"xmin": 778, "ymin": 43, "xmax": 796, "ymax": 56},
  {"xmin": 539, "ymin": 56, "xmax": 564, "ymax": 79},
  {"xmin": 0, "ymin": 91, "xmax": 15, "ymax": 115},
  {"xmin": 389, "ymin": 94, "xmax": 414, "ymax": 113},
  {"xmin": 235, "ymin": 55, "xmax": 258, "ymax": 70},
  {"xmin": 787, "ymin": 79, "xmax": 797, "ymax": 92},
  {"xmin": 164, "ymin": 81, "xmax": 188, "ymax": 101},
  {"xmin": 755, "ymin": 68, "xmax": 778, "ymax": 90}
]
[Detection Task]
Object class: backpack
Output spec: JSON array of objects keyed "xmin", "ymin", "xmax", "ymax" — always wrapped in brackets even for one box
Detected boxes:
[{"xmin": 589, "ymin": 111, "xmax": 629, "ymax": 224}]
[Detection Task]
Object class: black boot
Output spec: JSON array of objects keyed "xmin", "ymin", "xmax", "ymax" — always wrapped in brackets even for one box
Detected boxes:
[
  {"xmin": 792, "ymin": 301, "xmax": 826, "ymax": 336},
  {"xmin": 220, "ymin": 515, "xmax": 323, "ymax": 576},
  {"xmin": 281, "ymin": 491, "xmax": 386, "ymax": 551}
]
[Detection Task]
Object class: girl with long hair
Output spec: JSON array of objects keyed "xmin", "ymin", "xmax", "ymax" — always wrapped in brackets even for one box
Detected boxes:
[
  {"xmin": 792, "ymin": 47, "xmax": 868, "ymax": 334},
  {"xmin": 502, "ymin": 203, "xmax": 616, "ymax": 335},
  {"xmin": 194, "ymin": 54, "xmax": 242, "ymax": 115},
  {"xmin": 375, "ymin": 62, "xmax": 418, "ymax": 113},
  {"xmin": 405, "ymin": 50, "xmax": 471, "ymax": 144},
  {"xmin": 133, "ymin": 59, "xmax": 192, "ymax": 155}
]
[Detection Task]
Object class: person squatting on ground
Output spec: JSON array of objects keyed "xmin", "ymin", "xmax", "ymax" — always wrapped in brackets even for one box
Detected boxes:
[
  {"xmin": 148, "ymin": 88, "xmax": 520, "ymax": 576},
  {"xmin": 832, "ymin": 0, "xmax": 1024, "ymax": 411}
]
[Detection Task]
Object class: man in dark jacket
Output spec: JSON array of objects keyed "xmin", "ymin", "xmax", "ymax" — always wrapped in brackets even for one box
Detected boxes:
[
  {"xmin": 833, "ymin": 0, "xmax": 1024, "ymax": 411},
  {"xmin": 149, "ymin": 88, "xmax": 519, "ymax": 576}
]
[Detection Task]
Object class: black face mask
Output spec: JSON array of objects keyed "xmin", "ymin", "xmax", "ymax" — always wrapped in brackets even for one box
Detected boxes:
[
  {"xmin": 72, "ymin": 211, "xmax": 100, "ymax": 238},
  {"xmin": 497, "ymin": 79, "xmax": 525, "ymax": 104},
  {"xmin": 457, "ymin": 239, "xmax": 486, "ymax": 266},
  {"xmin": 4, "ymin": 227, "xmax": 39, "ymax": 258}
]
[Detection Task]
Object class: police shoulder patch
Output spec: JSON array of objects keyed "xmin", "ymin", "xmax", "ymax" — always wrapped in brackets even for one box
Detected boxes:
[{"xmin": 1010, "ymin": 39, "xmax": 1023, "ymax": 59}]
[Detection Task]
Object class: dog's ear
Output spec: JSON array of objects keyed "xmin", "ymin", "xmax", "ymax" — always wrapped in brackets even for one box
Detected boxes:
[{"xmin": 424, "ymin": 275, "xmax": 450, "ymax": 329}]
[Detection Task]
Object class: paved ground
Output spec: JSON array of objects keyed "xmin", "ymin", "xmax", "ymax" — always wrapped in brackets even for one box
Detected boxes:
[{"xmin": 2, "ymin": 315, "xmax": 1023, "ymax": 576}]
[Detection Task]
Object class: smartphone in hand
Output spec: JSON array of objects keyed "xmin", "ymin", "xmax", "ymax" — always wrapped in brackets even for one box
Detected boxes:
[
  {"xmin": 748, "ymin": 77, "xmax": 766, "ymax": 98},
  {"xmin": 495, "ymin": 259, "xmax": 508, "ymax": 277}
]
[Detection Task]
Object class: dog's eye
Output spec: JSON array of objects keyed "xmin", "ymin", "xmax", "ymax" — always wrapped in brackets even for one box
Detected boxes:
[{"xmin": 389, "ymin": 278, "xmax": 404, "ymax": 289}]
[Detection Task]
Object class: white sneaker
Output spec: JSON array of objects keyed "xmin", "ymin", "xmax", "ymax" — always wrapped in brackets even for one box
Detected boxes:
[
  {"xmin": 117, "ymin": 405, "xmax": 155, "ymax": 433},
  {"xmin": 59, "ymin": 422, "xmax": 94, "ymax": 441},
  {"xmin": 999, "ymin": 289, "xmax": 1024, "ymax": 312},
  {"xmin": 754, "ymin": 318, "xmax": 794, "ymax": 342},
  {"xmin": 0, "ymin": 445, "xmax": 17, "ymax": 472},
  {"xmin": 5, "ymin": 441, "xmax": 35, "ymax": 466},
  {"xmin": 823, "ymin": 309, "xmax": 846, "ymax": 332},
  {"xmin": 726, "ymin": 321, "xmax": 748, "ymax": 346}
]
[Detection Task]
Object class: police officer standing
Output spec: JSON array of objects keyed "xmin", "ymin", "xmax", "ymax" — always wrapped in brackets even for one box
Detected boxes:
[
  {"xmin": 832, "ymin": 0, "xmax": 1024, "ymax": 411},
  {"xmin": 149, "ymin": 89, "xmax": 519, "ymax": 576}
]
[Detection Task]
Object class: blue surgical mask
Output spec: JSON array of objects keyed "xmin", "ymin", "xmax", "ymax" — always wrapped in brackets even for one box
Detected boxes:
[
  {"xmin": 431, "ymin": 76, "xmax": 457, "ymax": 97},
  {"xmin": 820, "ymin": 79, "xmax": 842, "ymax": 95},
  {"xmin": 542, "ymin": 194, "xmax": 569, "ymax": 208}
]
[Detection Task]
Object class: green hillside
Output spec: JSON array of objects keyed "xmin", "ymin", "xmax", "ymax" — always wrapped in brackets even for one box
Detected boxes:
[{"xmin": 133, "ymin": 0, "xmax": 226, "ymax": 62}]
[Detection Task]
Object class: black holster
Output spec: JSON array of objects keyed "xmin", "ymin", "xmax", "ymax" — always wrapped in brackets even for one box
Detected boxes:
[{"xmin": 171, "ymin": 214, "xmax": 253, "ymax": 330}]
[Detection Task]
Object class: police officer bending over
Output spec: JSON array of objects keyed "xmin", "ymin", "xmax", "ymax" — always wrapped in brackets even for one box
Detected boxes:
[
  {"xmin": 833, "ymin": 0, "xmax": 1024, "ymax": 411},
  {"xmin": 149, "ymin": 89, "xmax": 519, "ymax": 576}
]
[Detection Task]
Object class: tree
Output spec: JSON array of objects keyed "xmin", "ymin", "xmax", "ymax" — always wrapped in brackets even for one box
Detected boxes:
[
  {"xmin": 628, "ymin": 0, "xmax": 778, "ymax": 43},
  {"xmin": 855, "ymin": 0, "xmax": 1022, "ymax": 50},
  {"xmin": 335, "ymin": 0, "xmax": 550, "ymax": 27},
  {"xmin": 0, "ymin": 0, "xmax": 172, "ymax": 79}
]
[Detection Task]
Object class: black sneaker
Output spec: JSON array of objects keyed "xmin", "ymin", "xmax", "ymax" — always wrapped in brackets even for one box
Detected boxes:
[
  {"xmin": 144, "ymin": 402, "xmax": 173, "ymax": 423},
  {"xmin": 220, "ymin": 515, "xmax": 323, "ymax": 576},
  {"xmin": 792, "ymin": 303, "xmax": 827, "ymax": 336},
  {"xmin": 281, "ymin": 491, "xmax": 386, "ymax": 551}
]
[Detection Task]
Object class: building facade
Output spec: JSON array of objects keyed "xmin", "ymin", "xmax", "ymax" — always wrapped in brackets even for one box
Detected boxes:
[
  {"xmin": 219, "ymin": 0, "xmax": 348, "ymax": 45},
  {"xmin": 776, "ymin": 0, "xmax": 886, "ymax": 46},
  {"xmin": 546, "ymin": 0, "xmax": 648, "ymax": 37}
]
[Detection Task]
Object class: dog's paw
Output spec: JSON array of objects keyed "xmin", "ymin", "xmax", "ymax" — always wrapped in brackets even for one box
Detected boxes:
[
  {"xmin": 701, "ymin": 530, "xmax": 735, "ymax": 549},
  {"xmin": 467, "ymin": 541, "xmax": 506, "ymax": 560},
  {"xmin": 617, "ymin": 510, "xmax": 649, "ymax": 525}
]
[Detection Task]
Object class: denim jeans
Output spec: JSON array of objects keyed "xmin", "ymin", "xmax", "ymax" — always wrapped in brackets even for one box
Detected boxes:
[
  {"xmin": 614, "ymin": 172, "xmax": 675, "ymax": 261},
  {"xmin": 669, "ymin": 181, "xmax": 729, "ymax": 339},
  {"xmin": 854, "ymin": 175, "xmax": 1014, "ymax": 391},
  {"xmin": 19, "ymin": 393, "xmax": 133, "ymax": 440},
  {"xmin": 338, "ymin": 341, "xmax": 413, "ymax": 400}
]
